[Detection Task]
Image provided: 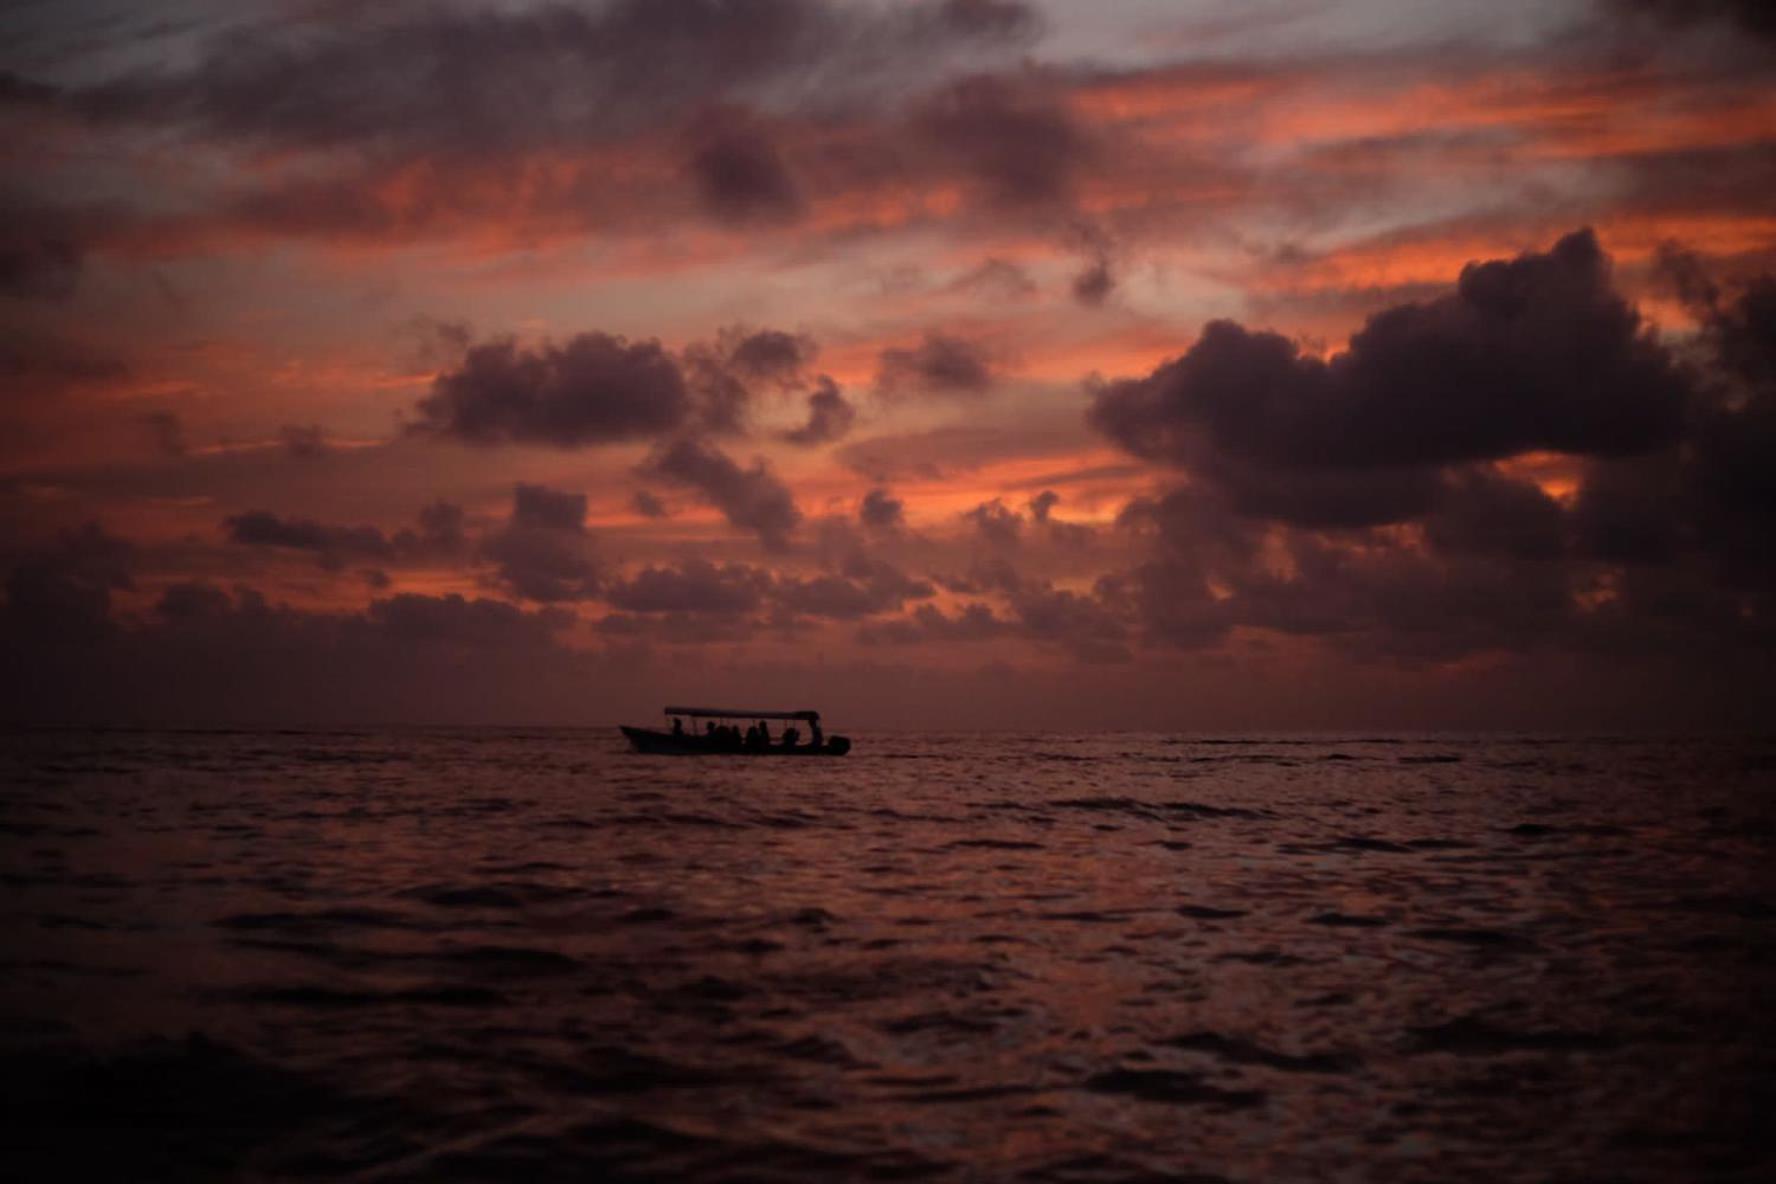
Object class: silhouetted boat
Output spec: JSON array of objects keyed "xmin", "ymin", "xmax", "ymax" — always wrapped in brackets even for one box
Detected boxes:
[{"xmin": 621, "ymin": 706, "xmax": 851, "ymax": 756}]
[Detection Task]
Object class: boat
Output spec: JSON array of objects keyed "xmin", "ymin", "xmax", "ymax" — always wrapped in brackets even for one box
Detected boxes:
[{"xmin": 621, "ymin": 706, "xmax": 852, "ymax": 756}]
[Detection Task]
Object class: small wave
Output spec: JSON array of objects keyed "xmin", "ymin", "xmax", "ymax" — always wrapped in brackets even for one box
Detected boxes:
[
  {"xmin": 1505, "ymin": 822, "xmax": 1630, "ymax": 839},
  {"xmin": 1660, "ymin": 894, "xmax": 1774, "ymax": 919},
  {"xmin": 1165, "ymin": 1031, "xmax": 1361, "ymax": 1073},
  {"xmin": 214, "ymin": 907, "xmax": 416, "ymax": 932},
  {"xmin": 1048, "ymin": 797, "xmax": 1267, "ymax": 821},
  {"xmin": 1217, "ymin": 949, "xmax": 1315, "ymax": 967},
  {"xmin": 1406, "ymin": 927, "xmax": 1538, "ymax": 949},
  {"xmin": 436, "ymin": 945, "xmax": 581, "ymax": 976},
  {"xmin": 236, "ymin": 984, "xmax": 508, "ymax": 1008},
  {"xmin": 404, "ymin": 881, "xmax": 582, "ymax": 909},
  {"xmin": 540, "ymin": 1045, "xmax": 737, "ymax": 1094},
  {"xmin": 893, "ymin": 1082, "xmax": 1044, "ymax": 1103},
  {"xmin": 1407, "ymin": 1014, "xmax": 1616, "ymax": 1054},
  {"xmin": 1081, "ymin": 1067, "xmax": 1266, "ymax": 1108},
  {"xmin": 1309, "ymin": 912, "xmax": 1390, "ymax": 928}
]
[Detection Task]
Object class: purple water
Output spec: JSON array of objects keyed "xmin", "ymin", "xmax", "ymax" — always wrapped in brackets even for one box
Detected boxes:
[{"xmin": 2, "ymin": 729, "xmax": 1772, "ymax": 1181}]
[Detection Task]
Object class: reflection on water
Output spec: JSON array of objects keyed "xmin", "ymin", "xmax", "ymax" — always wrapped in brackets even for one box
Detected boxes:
[{"xmin": 1, "ymin": 730, "xmax": 1772, "ymax": 1181}]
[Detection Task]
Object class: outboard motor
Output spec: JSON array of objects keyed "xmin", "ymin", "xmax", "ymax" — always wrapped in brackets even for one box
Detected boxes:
[{"xmin": 826, "ymin": 735, "xmax": 851, "ymax": 756}]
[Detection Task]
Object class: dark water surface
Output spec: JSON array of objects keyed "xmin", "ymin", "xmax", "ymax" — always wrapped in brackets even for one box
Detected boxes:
[{"xmin": 2, "ymin": 730, "xmax": 1772, "ymax": 1182}]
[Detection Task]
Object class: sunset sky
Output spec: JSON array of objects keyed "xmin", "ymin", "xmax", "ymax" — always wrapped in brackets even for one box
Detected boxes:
[{"xmin": 3, "ymin": 0, "xmax": 1772, "ymax": 728}]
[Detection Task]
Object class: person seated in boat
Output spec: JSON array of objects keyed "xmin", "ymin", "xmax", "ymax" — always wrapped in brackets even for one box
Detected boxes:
[
  {"xmin": 780, "ymin": 726, "xmax": 799, "ymax": 749},
  {"xmin": 672, "ymin": 717, "xmax": 684, "ymax": 736},
  {"xmin": 755, "ymin": 719, "xmax": 771, "ymax": 749},
  {"xmin": 744, "ymin": 722, "xmax": 760, "ymax": 750}
]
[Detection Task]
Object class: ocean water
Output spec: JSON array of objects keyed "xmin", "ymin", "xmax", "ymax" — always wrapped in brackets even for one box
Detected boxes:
[{"xmin": 1, "ymin": 729, "xmax": 1772, "ymax": 1183}]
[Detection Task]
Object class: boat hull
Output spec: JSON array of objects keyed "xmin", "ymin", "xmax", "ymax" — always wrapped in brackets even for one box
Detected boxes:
[{"xmin": 621, "ymin": 726, "xmax": 850, "ymax": 756}]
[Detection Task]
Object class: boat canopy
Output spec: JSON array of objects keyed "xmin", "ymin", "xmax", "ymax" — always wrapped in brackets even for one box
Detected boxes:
[{"xmin": 664, "ymin": 706, "xmax": 820, "ymax": 722}]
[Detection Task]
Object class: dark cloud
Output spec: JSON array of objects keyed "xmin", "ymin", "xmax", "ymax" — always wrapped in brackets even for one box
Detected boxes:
[
  {"xmin": 279, "ymin": 423, "xmax": 329, "ymax": 458},
  {"xmin": 782, "ymin": 376, "xmax": 855, "ymax": 446},
  {"xmin": 142, "ymin": 411, "xmax": 187, "ymax": 457},
  {"xmin": 724, "ymin": 328, "xmax": 817, "ymax": 384},
  {"xmin": 1569, "ymin": 456, "xmax": 1686, "ymax": 565},
  {"xmin": 62, "ymin": 0, "xmax": 1041, "ymax": 157},
  {"xmin": 1423, "ymin": 469, "xmax": 1566, "ymax": 561},
  {"xmin": 1092, "ymin": 230, "xmax": 1692, "ymax": 526},
  {"xmin": 952, "ymin": 257, "xmax": 1038, "ymax": 299},
  {"xmin": 1, "ymin": 523, "xmax": 133, "ymax": 643},
  {"xmin": 414, "ymin": 501, "xmax": 467, "ymax": 553},
  {"xmin": 857, "ymin": 556, "xmax": 1124, "ymax": 660},
  {"xmin": 965, "ymin": 498, "xmax": 1023, "ymax": 546},
  {"xmin": 1552, "ymin": 269, "xmax": 1776, "ymax": 589},
  {"xmin": 1024, "ymin": 490, "xmax": 1097, "ymax": 548},
  {"xmin": 936, "ymin": 0, "xmax": 1041, "ymax": 40},
  {"xmin": 484, "ymin": 484, "xmax": 599, "ymax": 602},
  {"xmin": 912, "ymin": 72, "xmax": 1089, "ymax": 210},
  {"xmin": 604, "ymin": 559, "xmax": 772, "ymax": 615},
  {"xmin": 414, "ymin": 332, "xmax": 691, "ymax": 447},
  {"xmin": 1118, "ymin": 487, "xmax": 1579, "ymax": 661},
  {"xmin": 0, "ymin": 233, "xmax": 82, "ymax": 299},
  {"xmin": 599, "ymin": 540, "xmax": 931, "ymax": 624},
  {"xmin": 367, "ymin": 592, "xmax": 573, "ymax": 647},
  {"xmin": 1207, "ymin": 457, "xmax": 1445, "ymax": 530},
  {"xmin": 1104, "ymin": 262, "xmax": 1776, "ymax": 666},
  {"xmin": 1071, "ymin": 257, "xmax": 1115, "ymax": 306},
  {"xmin": 480, "ymin": 528, "xmax": 599, "ymax": 602},
  {"xmin": 0, "ymin": 200, "xmax": 90, "ymax": 300},
  {"xmin": 224, "ymin": 510, "xmax": 395, "ymax": 568},
  {"xmin": 510, "ymin": 483, "xmax": 587, "ymax": 533},
  {"xmin": 859, "ymin": 601, "xmax": 1008, "ymax": 644},
  {"xmin": 0, "ymin": 71, "xmax": 59, "ymax": 107},
  {"xmin": 1705, "ymin": 274, "xmax": 1776, "ymax": 390},
  {"xmin": 687, "ymin": 107, "xmax": 804, "ymax": 225},
  {"xmin": 4, "ymin": 572, "xmax": 596, "ymax": 724},
  {"xmin": 1070, "ymin": 223, "xmax": 1117, "ymax": 306},
  {"xmin": 1652, "ymin": 241, "xmax": 1721, "ymax": 316},
  {"xmin": 0, "ymin": 332, "xmax": 129, "ymax": 389},
  {"xmin": 224, "ymin": 501, "xmax": 469, "ymax": 576},
  {"xmin": 776, "ymin": 555, "xmax": 934, "ymax": 619},
  {"xmin": 681, "ymin": 327, "xmax": 817, "ymax": 435},
  {"xmin": 858, "ymin": 487, "xmax": 904, "ymax": 531},
  {"xmin": 154, "ymin": 579, "xmax": 234, "ymax": 625},
  {"xmin": 1005, "ymin": 580, "xmax": 1130, "ymax": 663},
  {"xmin": 877, "ymin": 332, "xmax": 995, "ymax": 396},
  {"xmin": 630, "ymin": 489, "xmax": 670, "ymax": 518},
  {"xmin": 412, "ymin": 323, "xmax": 834, "ymax": 450},
  {"xmin": 1614, "ymin": 0, "xmax": 1776, "ymax": 42},
  {"xmin": 8, "ymin": 2, "xmax": 1050, "ymax": 256},
  {"xmin": 643, "ymin": 437, "xmax": 802, "ymax": 550}
]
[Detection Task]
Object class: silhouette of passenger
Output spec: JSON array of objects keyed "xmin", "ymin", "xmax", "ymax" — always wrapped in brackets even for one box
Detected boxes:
[
  {"xmin": 757, "ymin": 720, "xmax": 771, "ymax": 748},
  {"xmin": 781, "ymin": 726, "xmax": 799, "ymax": 749},
  {"xmin": 672, "ymin": 717, "xmax": 684, "ymax": 736}
]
